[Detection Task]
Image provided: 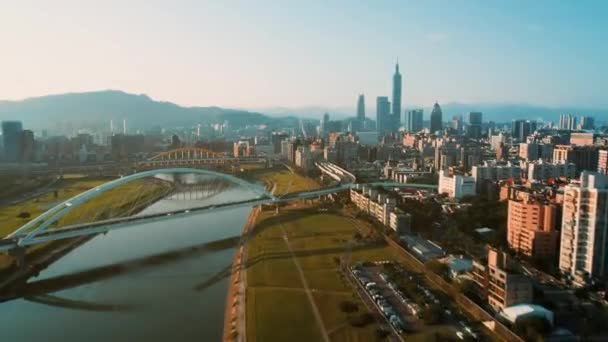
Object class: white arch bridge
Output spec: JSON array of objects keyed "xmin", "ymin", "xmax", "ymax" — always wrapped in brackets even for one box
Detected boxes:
[
  {"xmin": 0, "ymin": 168, "xmax": 351, "ymax": 252},
  {"xmin": 0, "ymin": 168, "xmax": 437, "ymax": 252}
]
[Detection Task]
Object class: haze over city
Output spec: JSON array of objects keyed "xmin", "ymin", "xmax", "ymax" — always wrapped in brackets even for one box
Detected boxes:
[
  {"xmin": 2, "ymin": 2, "xmax": 608, "ymax": 342},
  {"xmin": 1, "ymin": 0, "xmax": 607, "ymax": 110}
]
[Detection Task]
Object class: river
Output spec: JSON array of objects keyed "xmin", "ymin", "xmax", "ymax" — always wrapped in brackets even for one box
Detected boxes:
[{"xmin": 0, "ymin": 176, "xmax": 256, "ymax": 342}]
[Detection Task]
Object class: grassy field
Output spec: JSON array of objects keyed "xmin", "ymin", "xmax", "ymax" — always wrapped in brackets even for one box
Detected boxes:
[
  {"xmin": 246, "ymin": 209, "xmax": 401, "ymax": 342},
  {"xmin": 250, "ymin": 167, "xmax": 320, "ymax": 195},
  {"xmin": 0, "ymin": 175, "xmax": 54, "ymax": 202},
  {"xmin": 0, "ymin": 177, "xmax": 109, "ymax": 238}
]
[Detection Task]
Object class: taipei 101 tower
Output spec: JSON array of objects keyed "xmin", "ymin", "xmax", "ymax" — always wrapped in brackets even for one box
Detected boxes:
[{"xmin": 391, "ymin": 62, "xmax": 402, "ymax": 132}]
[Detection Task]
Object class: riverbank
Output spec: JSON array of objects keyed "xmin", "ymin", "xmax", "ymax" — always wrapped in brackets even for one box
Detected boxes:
[{"xmin": 223, "ymin": 205, "xmax": 261, "ymax": 342}]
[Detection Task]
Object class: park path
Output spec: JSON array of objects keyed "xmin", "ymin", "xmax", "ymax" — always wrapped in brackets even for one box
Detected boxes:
[{"xmin": 280, "ymin": 224, "xmax": 331, "ymax": 342}]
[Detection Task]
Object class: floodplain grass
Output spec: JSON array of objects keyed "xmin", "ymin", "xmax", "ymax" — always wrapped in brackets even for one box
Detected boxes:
[
  {"xmin": 252, "ymin": 168, "xmax": 320, "ymax": 195},
  {"xmin": 246, "ymin": 209, "xmax": 397, "ymax": 342},
  {"xmin": 0, "ymin": 177, "xmax": 110, "ymax": 238}
]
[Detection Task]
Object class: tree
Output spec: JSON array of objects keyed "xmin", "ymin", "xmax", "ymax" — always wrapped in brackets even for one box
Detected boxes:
[
  {"xmin": 339, "ymin": 301, "xmax": 359, "ymax": 313},
  {"xmin": 17, "ymin": 212, "xmax": 31, "ymax": 219},
  {"xmin": 455, "ymin": 279, "xmax": 476, "ymax": 296},
  {"xmin": 422, "ymin": 304, "xmax": 442, "ymax": 325},
  {"xmin": 425, "ymin": 259, "xmax": 449, "ymax": 277},
  {"xmin": 374, "ymin": 328, "xmax": 390, "ymax": 340},
  {"xmin": 513, "ymin": 316, "xmax": 551, "ymax": 342},
  {"xmin": 349, "ymin": 313, "xmax": 374, "ymax": 327}
]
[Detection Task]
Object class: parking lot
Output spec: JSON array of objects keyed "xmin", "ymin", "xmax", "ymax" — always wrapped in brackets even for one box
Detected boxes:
[{"xmin": 350, "ymin": 261, "xmax": 483, "ymax": 341}]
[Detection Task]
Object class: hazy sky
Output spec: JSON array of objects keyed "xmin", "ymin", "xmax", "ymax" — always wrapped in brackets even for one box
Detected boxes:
[{"xmin": 1, "ymin": 0, "xmax": 606, "ymax": 109}]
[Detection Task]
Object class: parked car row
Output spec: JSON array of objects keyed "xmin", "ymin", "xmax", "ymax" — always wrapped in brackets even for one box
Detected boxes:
[{"xmin": 351, "ymin": 266, "xmax": 405, "ymax": 334}]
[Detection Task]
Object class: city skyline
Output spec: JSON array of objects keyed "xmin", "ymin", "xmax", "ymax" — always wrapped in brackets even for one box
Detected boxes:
[{"xmin": 1, "ymin": 1, "xmax": 607, "ymax": 109}]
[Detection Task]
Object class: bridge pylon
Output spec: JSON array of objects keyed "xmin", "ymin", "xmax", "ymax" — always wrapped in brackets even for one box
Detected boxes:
[{"xmin": 8, "ymin": 246, "xmax": 27, "ymax": 270}]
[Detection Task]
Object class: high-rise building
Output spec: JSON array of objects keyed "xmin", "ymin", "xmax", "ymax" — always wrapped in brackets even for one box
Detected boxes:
[
  {"xmin": 511, "ymin": 120, "xmax": 536, "ymax": 142},
  {"xmin": 519, "ymin": 142, "xmax": 539, "ymax": 162},
  {"xmin": 579, "ymin": 116, "xmax": 595, "ymax": 130},
  {"xmin": 405, "ymin": 109, "xmax": 423, "ymax": 132},
  {"xmin": 491, "ymin": 133, "xmax": 506, "ymax": 150},
  {"xmin": 553, "ymin": 145, "xmax": 599, "ymax": 175},
  {"xmin": 356, "ymin": 94, "xmax": 365, "ymax": 123},
  {"xmin": 320, "ymin": 113, "xmax": 330, "ymax": 135},
  {"xmin": 472, "ymin": 247, "xmax": 533, "ymax": 311},
  {"xmin": 598, "ymin": 150, "xmax": 608, "ymax": 175},
  {"xmin": 430, "ymin": 102, "xmax": 443, "ymax": 133},
  {"xmin": 526, "ymin": 160, "xmax": 576, "ymax": 181},
  {"xmin": 570, "ymin": 132, "xmax": 595, "ymax": 146},
  {"xmin": 391, "ymin": 63, "xmax": 402, "ymax": 132},
  {"xmin": 451, "ymin": 115, "xmax": 463, "ymax": 134},
  {"xmin": 19, "ymin": 130, "xmax": 35, "ymax": 163},
  {"xmin": 1, "ymin": 121, "xmax": 23, "ymax": 162},
  {"xmin": 467, "ymin": 112, "xmax": 483, "ymax": 139},
  {"xmin": 508, "ymin": 197, "xmax": 560, "ymax": 260},
  {"xmin": 438, "ymin": 170, "xmax": 476, "ymax": 199},
  {"xmin": 376, "ymin": 96, "xmax": 391, "ymax": 135},
  {"xmin": 559, "ymin": 172, "xmax": 608, "ymax": 285},
  {"xmin": 559, "ymin": 114, "xmax": 577, "ymax": 130},
  {"xmin": 471, "ymin": 161, "xmax": 521, "ymax": 193}
]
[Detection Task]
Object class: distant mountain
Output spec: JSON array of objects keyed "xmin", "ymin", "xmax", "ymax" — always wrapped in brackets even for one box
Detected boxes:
[{"xmin": 0, "ymin": 90, "xmax": 275, "ymax": 130}]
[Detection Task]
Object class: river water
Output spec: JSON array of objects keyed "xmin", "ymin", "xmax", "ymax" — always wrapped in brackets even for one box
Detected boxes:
[{"xmin": 0, "ymin": 177, "xmax": 256, "ymax": 342}]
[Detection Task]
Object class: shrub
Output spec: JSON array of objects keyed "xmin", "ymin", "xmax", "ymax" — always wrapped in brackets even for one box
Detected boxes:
[
  {"xmin": 339, "ymin": 300, "xmax": 359, "ymax": 313},
  {"xmin": 17, "ymin": 212, "xmax": 31, "ymax": 219}
]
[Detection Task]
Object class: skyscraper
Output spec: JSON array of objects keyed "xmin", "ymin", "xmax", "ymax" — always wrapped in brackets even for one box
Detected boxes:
[
  {"xmin": 430, "ymin": 102, "xmax": 443, "ymax": 133},
  {"xmin": 468, "ymin": 112, "xmax": 483, "ymax": 139},
  {"xmin": 391, "ymin": 63, "xmax": 402, "ymax": 132},
  {"xmin": 451, "ymin": 115, "xmax": 463, "ymax": 134},
  {"xmin": 356, "ymin": 94, "xmax": 365, "ymax": 122},
  {"xmin": 320, "ymin": 113, "xmax": 330, "ymax": 135},
  {"xmin": 511, "ymin": 120, "xmax": 536, "ymax": 142},
  {"xmin": 1, "ymin": 121, "xmax": 23, "ymax": 162},
  {"xmin": 559, "ymin": 172, "xmax": 608, "ymax": 284},
  {"xmin": 376, "ymin": 96, "xmax": 390, "ymax": 135},
  {"xmin": 559, "ymin": 114, "xmax": 577, "ymax": 130},
  {"xmin": 580, "ymin": 116, "xmax": 595, "ymax": 130},
  {"xmin": 405, "ymin": 109, "xmax": 423, "ymax": 132}
]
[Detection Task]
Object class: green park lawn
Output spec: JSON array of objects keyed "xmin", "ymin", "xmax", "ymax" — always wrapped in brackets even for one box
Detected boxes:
[{"xmin": 246, "ymin": 209, "xmax": 402, "ymax": 342}]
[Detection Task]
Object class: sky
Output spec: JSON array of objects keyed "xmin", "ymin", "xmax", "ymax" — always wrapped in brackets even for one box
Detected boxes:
[{"xmin": 0, "ymin": 0, "xmax": 607, "ymax": 109}]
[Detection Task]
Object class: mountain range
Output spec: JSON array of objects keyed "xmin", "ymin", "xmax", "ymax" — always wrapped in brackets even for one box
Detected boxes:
[
  {"xmin": 0, "ymin": 90, "xmax": 277, "ymax": 131},
  {"xmin": 0, "ymin": 90, "xmax": 605, "ymax": 131}
]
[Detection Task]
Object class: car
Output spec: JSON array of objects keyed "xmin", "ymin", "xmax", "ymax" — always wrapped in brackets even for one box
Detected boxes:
[{"xmin": 365, "ymin": 282, "xmax": 377, "ymax": 290}]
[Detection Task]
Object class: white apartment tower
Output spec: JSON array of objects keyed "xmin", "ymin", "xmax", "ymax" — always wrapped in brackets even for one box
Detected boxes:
[{"xmin": 559, "ymin": 172, "xmax": 608, "ymax": 285}]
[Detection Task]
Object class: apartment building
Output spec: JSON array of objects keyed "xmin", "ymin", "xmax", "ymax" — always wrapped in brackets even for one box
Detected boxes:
[
  {"xmin": 507, "ymin": 196, "xmax": 560, "ymax": 260},
  {"xmin": 438, "ymin": 170, "xmax": 476, "ymax": 199},
  {"xmin": 559, "ymin": 172, "xmax": 608, "ymax": 285},
  {"xmin": 471, "ymin": 247, "xmax": 533, "ymax": 311}
]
